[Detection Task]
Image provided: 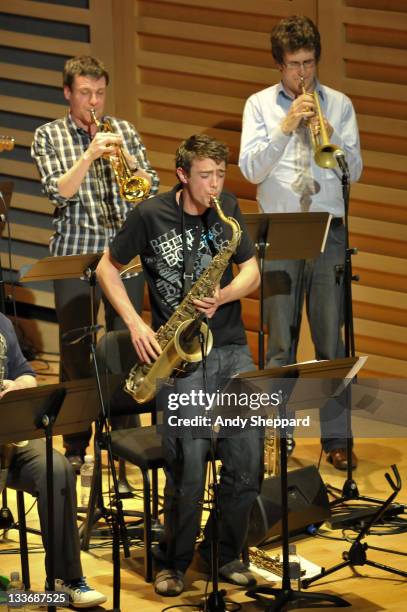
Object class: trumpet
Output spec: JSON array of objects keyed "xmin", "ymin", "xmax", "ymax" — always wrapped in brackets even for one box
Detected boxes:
[
  {"xmin": 300, "ymin": 77, "xmax": 343, "ymax": 169},
  {"xmin": 90, "ymin": 109, "xmax": 150, "ymax": 203}
]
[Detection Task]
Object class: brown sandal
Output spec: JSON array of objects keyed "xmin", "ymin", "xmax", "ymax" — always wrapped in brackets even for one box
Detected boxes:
[{"xmin": 154, "ymin": 568, "xmax": 184, "ymax": 596}]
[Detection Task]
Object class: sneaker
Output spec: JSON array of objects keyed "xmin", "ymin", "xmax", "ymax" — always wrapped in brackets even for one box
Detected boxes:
[
  {"xmin": 154, "ymin": 568, "xmax": 184, "ymax": 596},
  {"xmin": 55, "ymin": 577, "xmax": 107, "ymax": 608},
  {"xmin": 219, "ymin": 559, "xmax": 257, "ymax": 587}
]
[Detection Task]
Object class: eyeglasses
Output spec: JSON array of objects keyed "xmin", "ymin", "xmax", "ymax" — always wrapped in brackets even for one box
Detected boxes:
[{"xmin": 284, "ymin": 59, "xmax": 316, "ymax": 71}]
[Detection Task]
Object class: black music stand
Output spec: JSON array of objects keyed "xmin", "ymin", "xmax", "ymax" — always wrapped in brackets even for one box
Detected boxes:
[
  {"xmin": 243, "ymin": 212, "xmax": 331, "ymax": 369},
  {"xmin": 19, "ymin": 252, "xmax": 102, "ymax": 333},
  {"xmin": 0, "ymin": 378, "xmax": 100, "ymax": 612},
  {"xmin": 233, "ymin": 357, "xmax": 365, "ymax": 610}
]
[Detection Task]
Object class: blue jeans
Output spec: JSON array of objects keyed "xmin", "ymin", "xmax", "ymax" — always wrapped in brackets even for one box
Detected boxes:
[
  {"xmin": 264, "ymin": 223, "xmax": 350, "ymax": 451},
  {"xmin": 159, "ymin": 345, "xmax": 263, "ymax": 572}
]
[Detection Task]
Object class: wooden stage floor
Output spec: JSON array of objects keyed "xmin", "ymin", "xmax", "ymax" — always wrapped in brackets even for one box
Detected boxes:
[{"xmin": 1, "ymin": 435, "xmax": 406, "ymax": 611}]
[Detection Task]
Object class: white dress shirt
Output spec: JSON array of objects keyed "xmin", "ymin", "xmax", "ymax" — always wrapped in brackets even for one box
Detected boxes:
[{"xmin": 239, "ymin": 81, "xmax": 362, "ymax": 217}]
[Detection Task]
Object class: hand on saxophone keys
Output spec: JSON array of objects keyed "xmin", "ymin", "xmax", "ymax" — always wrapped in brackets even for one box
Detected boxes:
[
  {"xmin": 193, "ymin": 285, "xmax": 222, "ymax": 319},
  {"xmin": 130, "ymin": 317, "xmax": 162, "ymax": 365}
]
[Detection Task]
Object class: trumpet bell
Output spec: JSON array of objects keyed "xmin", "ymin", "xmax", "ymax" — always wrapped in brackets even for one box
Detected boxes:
[
  {"xmin": 314, "ymin": 144, "xmax": 342, "ymax": 169},
  {"xmin": 120, "ymin": 176, "xmax": 151, "ymax": 203}
]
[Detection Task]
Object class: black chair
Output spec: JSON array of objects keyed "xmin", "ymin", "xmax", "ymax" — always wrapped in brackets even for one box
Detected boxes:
[
  {"xmin": 96, "ymin": 330, "xmax": 165, "ymax": 582},
  {"xmin": 1, "ymin": 489, "xmax": 31, "ymax": 589}
]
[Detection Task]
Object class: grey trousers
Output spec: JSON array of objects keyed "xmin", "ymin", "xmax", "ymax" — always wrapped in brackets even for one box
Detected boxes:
[
  {"xmin": 159, "ymin": 345, "xmax": 264, "ymax": 572},
  {"xmin": 7, "ymin": 439, "xmax": 82, "ymax": 582},
  {"xmin": 263, "ymin": 223, "xmax": 351, "ymax": 451}
]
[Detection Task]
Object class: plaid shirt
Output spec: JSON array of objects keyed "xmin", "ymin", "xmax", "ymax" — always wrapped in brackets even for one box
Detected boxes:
[{"xmin": 31, "ymin": 113, "xmax": 160, "ymax": 256}]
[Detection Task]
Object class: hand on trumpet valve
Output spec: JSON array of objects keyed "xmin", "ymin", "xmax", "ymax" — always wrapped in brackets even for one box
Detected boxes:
[
  {"xmin": 85, "ymin": 131, "xmax": 123, "ymax": 162},
  {"xmin": 281, "ymin": 92, "xmax": 315, "ymax": 135},
  {"xmin": 310, "ymin": 114, "xmax": 333, "ymax": 138}
]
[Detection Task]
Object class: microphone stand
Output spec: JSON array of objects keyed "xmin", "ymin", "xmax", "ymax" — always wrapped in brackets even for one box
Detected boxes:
[
  {"xmin": 73, "ymin": 271, "xmax": 129, "ymax": 612},
  {"xmin": 257, "ymin": 236, "xmax": 267, "ymax": 371},
  {"xmin": 340, "ymin": 162, "xmax": 359, "ymax": 500},
  {"xmin": 201, "ymin": 328, "xmax": 227, "ymax": 612},
  {"xmin": 326, "ymin": 159, "xmax": 364, "ymax": 503}
]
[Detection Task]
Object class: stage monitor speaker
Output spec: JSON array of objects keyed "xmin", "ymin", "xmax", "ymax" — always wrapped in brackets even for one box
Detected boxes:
[{"xmin": 248, "ymin": 465, "xmax": 331, "ymax": 546}]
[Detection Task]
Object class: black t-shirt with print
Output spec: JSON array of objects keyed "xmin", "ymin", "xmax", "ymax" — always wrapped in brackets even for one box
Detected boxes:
[{"xmin": 110, "ymin": 185, "xmax": 255, "ymax": 347}]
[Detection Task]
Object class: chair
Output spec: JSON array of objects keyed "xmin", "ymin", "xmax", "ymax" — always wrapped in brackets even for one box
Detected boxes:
[{"xmin": 95, "ymin": 330, "xmax": 166, "ymax": 583}]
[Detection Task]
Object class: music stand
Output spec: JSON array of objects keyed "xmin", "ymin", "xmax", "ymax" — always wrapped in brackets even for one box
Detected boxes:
[
  {"xmin": 234, "ymin": 357, "xmax": 364, "ymax": 610},
  {"xmin": 20, "ymin": 252, "xmax": 103, "ymax": 335},
  {"xmin": 0, "ymin": 378, "xmax": 100, "ymax": 612},
  {"xmin": 234, "ymin": 357, "xmax": 364, "ymax": 612},
  {"xmin": 243, "ymin": 212, "xmax": 331, "ymax": 369}
]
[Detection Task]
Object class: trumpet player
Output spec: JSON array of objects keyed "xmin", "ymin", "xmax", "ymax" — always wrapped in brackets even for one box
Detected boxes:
[
  {"xmin": 31, "ymin": 56, "xmax": 159, "ymax": 471},
  {"xmin": 239, "ymin": 15, "xmax": 362, "ymax": 470}
]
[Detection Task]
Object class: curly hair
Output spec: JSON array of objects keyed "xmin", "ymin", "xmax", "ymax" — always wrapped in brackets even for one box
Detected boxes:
[
  {"xmin": 175, "ymin": 134, "xmax": 229, "ymax": 175},
  {"xmin": 271, "ymin": 15, "xmax": 321, "ymax": 65},
  {"xmin": 63, "ymin": 55, "xmax": 109, "ymax": 89}
]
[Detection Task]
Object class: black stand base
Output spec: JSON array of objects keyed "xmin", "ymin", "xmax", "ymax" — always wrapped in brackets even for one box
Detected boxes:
[
  {"xmin": 304, "ymin": 465, "xmax": 406, "ymax": 589},
  {"xmin": 246, "ymin": 585, "xmax": 350, "ymax": 610},
  {"xmin": 302, "ymin": 541, "xmax": 407, "ymax": 588},
  {"xmin": 204, "ymin": 589, "xmax": 227, "ymax": 612}
]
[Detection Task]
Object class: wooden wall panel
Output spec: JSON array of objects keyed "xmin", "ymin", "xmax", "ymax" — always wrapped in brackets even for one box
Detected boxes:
[
  {"xmin": 318, "ymin": 0, "xmax": 407, "ymax": 377},
  {"xmin": 112, "ymin": 0, "xmax": 406, "ymax": 377},
  {"xmin": 1, "ymin": 0, "xmax": 407, "ymax": 378},
  {"xmin": 0, "ymin": 0, "xmax": 114, "ymax": 354}
]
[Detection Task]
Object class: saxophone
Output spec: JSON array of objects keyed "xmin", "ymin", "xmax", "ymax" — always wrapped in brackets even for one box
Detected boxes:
[{"xmin": 125, "ymin": 196, "xmax": 242, "ymax": 403}]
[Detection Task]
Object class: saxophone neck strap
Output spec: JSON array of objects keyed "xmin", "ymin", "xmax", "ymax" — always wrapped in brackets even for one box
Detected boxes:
[{"xmin": 179, "ymin": 192, "xmax": 203, "ymax": 297}]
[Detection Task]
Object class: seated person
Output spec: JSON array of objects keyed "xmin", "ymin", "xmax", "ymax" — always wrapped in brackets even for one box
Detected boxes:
[{"xmin": 0, "ymin": 312, "xmax": 107, "ymax": 609}]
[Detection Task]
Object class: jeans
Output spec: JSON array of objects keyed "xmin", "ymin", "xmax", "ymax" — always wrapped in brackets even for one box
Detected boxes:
[
  {"xmin": 263, "ymin": 223, "xmax": 350, "ymax": 451},
  {"xmin": 158, "ymin": 344, "xmax": 263, "ymax": 572}
]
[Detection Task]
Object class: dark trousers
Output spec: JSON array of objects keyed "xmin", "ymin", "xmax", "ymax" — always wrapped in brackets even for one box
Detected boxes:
[
  {"xmin": 160, "ymin": 345, "xmax": 263, "ymax": 573},
  {"xmin": 264, "ymin": 223, "xmax": 351, "ymax": 451},
  {"xmin": 54, "ymin": 273, "xmax": 144, "ymax": 453},
  {"xmin": 7, "ymin": 440, "xmax": 82, "ymax": 582}
]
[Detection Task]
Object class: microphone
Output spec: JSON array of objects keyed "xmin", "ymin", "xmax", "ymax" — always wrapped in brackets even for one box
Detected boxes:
[
  {"xmin": 62, "ymin": 324, "xmax": 103, "ymax": 345},
  {"xmin": 334, "ymin": 149, "xmax": 349, "ymax": 175}
]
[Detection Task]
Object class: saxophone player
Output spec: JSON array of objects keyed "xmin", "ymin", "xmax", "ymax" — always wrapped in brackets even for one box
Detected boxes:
[
  {"xmin": 0, "ymin": 312, "xmax": 106, "ymax": 608},
  {"xmin": 96, "ymin": 134, "xmax": 262, "ymax": 596},
  {"xmin": 31, "ymin": 55, "xmax": 159, "ymax": 472}
]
